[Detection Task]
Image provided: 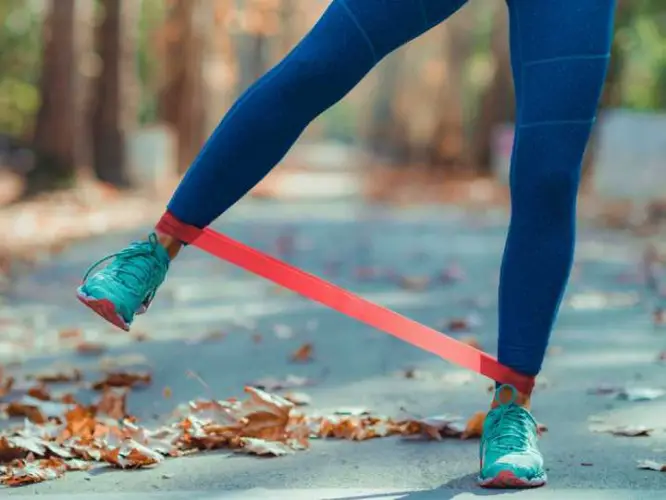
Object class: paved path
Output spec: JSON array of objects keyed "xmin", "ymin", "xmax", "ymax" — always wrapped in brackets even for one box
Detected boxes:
[{"xmin": 1, "ymin": 201, "xmax": 665, "ymax": 498}]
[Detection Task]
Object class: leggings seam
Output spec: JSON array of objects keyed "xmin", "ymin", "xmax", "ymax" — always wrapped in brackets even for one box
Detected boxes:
[
  {"xmin": 524, "ymin": 53, "xmax": 611, "ymax": 67},
  {"xmin": 520, "ymin": 118, "xmax": 595, "ymax": 129},
  {"xmin": 338, "ymin": 0, "xmax": 379, "ymax": 64},
  {"xmin": 418, "ymin": 0, "xmax": 429, "ymax": 32}
]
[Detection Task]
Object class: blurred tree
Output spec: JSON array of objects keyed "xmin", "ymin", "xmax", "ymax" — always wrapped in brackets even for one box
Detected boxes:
[
  {"xmin": 427, "ymin": 13, "xmax": 472, "ymax": 172},
  {"xmin": 30, "ymin": 0, "xmax": 94, "ymax": 194},
  {"xmin": 0, "ymin": 0, "xmax": 42, "ymax": 137},
  {"xmin": 202, "ymin": 1, "xmax": 238, "ymax": 135},
  {"xmin": 235, "ymin": 0, "xmax": 279, "ymax": 93},
  {"xmin": 90, "ymin": 0, "xmax": 141, "ymax": 187},
  {"xmin": 158, "ymin": 0, "xmax": 207, "ymax": 173},
  {"xmin": 469, "ymin": 3, "xmax": 513, "ymax": 174},
  {"xmin": 365, "ymin": 52, "xmax": 411, "ymax": 164}
]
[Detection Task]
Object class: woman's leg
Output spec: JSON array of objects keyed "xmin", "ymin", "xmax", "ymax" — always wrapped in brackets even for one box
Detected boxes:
[
  {"xmin": 77, "ymin": 0, "xmax": 469, "ymax": 330},
  {"xmin": 480, "ymin": 0, "xmax": 616, "ymax": 489}
]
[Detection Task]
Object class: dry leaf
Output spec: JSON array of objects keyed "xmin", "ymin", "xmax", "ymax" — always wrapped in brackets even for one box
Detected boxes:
[
  {"xmin": 0, "ymin": 437, "xmax": 27, "ymax": 462},
  {"xmin": 6, "ymin": 397, "xmax": 74, "ymax": 423},
  {"xmin": 591, "ymin": 424, "xmax": 653, "ymax": 437},
  {"xmin": 236, "ymin": 437, "xmax": 294, "ymax": 457},
  {"xmin": 249, "ymin": 375, "xmax": 313, "ymax": 391},
  {"xmin": 0, "ymin": 376, "xmax": 15, "ymax": 398},
  {"xmin": 76, "ymin": 341, "xmax": 107, "ymax": 356},
  {"xmin": 26, "ymin": 385, "xmax": 51, "ymax": 401},
  {"xmin": 28, "ymin": 366, "xmax": 82, "ymax": 384},
  {"xmin": 399, "ymin": 415, "xmax": 463, "ymax": 440},
  {"xmin": 616, "ymin": 387, "xmax": 666, "ymax": 402},
  {"xmin": 92, "ymin": 371, "xmax": 151, "ymax": 391},
  {"xmin": 461, "ymin": 411, "xmax": 486, "ymax": 439},
  {"xmin": 1, "ymin": 459, "xmax": 66, "ymax": 486},
  {"xmin": 290, "ymin": 343, "xmax": 313, "ymax": 363},
  {"xmin": 101, "ymin": 440, "xmax": 163, "ymax": 469},
  {"xmin": 95, "ymin": 388, "xmax": 128, "ymax": 420},
  {"xmin": 58, "ymin": 329, "xmax": 82, "ymax": 340},
  {"xmin": 637, "ymin": 460, "xmax": 666, "ymax": 471},
  {"xmin": 283, "ymin": 392, "xmax": 311, "ymax": 406}
]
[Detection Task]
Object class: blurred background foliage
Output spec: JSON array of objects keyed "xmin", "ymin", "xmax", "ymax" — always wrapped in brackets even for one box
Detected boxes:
[{"xmin": 0, "ymin": 0, "xmax": 663, "ymax": 196}]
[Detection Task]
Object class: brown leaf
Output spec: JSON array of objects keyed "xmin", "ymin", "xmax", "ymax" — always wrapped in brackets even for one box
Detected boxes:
[
  {"xmin": 239, "ymin": 387, "xmax": 294, "ymax": 441},
  {"xmin": 0, "ymin": 437, "xmax": 28, "ymax": 462},
  {"xmin": 235, "ymin": 437, "xmax": 294, "ymax": 457},
  {"xmin": 58, "ymin": 328, "xmax": 82, "ymax": 340},
  {"xmin": 28, "ymin": 366, "xmax": 82, "ymax": 384},
  {"xmin": 0, "ymin": 375, "xmax": 14, "ymax": 398},
  {"xmin": 290, "ymin": 343, "xmax": 313, "ymax": 363},
  {"xmin": 76, "ymin": 341, "xmax": 107, "ymax": 356},
  {"xmin": 315, "ymin": 415, "xmax": 397, "ymax": 441},
  {"xmin": 95, "ymin": 388, "xmax": 128, "ymax": 420},
  {"xmin": 0, "ymin": 459, "xmax": 66, "ymax": 486},
  {"xmin": 6, "ymin": 402, "xmax": 47, "ymax": 424},
  {"xmin": 26, "ymin": 385, "xmax": 51, "ymax": 401},
  {"xmin": 399, "ymin": 415, "xmax": 463, "ymax": 440},
  {"xmin": 446, "ymin": 318, "xmax": 471, "ymax": 333},
  {"xmin": 461, "ymin": 411, "xmax": 486, "ymax": 439},
  {"xmin": 92, "ymin": 371, "xmax": 151, "ymax": 391}
]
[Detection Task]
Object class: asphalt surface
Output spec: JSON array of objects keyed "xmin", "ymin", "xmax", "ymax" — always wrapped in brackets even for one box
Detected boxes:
[{"xmin": 1, "ymin": 200, "xmax": 665, "ymax": 499}]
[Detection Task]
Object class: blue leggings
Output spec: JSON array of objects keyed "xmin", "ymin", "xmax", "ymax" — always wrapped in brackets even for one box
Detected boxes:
[{"xmin": 163, "ymin": 0, "xmax": 616, "ymax": 380}]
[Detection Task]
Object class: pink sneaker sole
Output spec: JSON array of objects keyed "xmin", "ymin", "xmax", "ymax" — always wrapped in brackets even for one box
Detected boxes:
[
  {"xmin": 479, "ymin": 470, "xmax": 547, "ymax": 489},
  {"xmin": 76, "ymin": 290, "xmax": 131, "ymax": 332}
]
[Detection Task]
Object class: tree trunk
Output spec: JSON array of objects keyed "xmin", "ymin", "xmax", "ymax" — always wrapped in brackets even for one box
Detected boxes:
[
  {"xmin": 91, "ymin": 0, "xmax": 141, "ymax": 187},
  {"xmin": 31, "ymin": 0, "xmax": 77, "ymax": 191},
  {"xmin": 365, "ymin": 52, "xmax": 411, "ymax": 164},
  {"xmin": 159, "ymin": 0, "xmax": 207, "ymax": 173},
  {"xmin": 235, "ymin": 0, "xmax": 274, "ymax": 93},
  {"xmin": 469, "ymin": 4, "xmax": 513, "ymax": 174},
  {"xmin": 202, "ymin": 2, "xmax": 237, "ymax": 135},
  {"xmin": 427, "ymin": 14, "xmax": 471, "ymax": 173},
  {"xmin": 30, "ymin": 0, "xmax": 95, "ymax": 195}
]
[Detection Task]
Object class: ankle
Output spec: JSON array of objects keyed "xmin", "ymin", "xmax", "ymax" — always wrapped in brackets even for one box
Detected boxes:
[
  {"xmin": 491, "ymin": 384, "xmax": 532, "ymax": 410},
  {"xmin": 155, "ymin": 231, "xmax": 183, "ymax": 259}
]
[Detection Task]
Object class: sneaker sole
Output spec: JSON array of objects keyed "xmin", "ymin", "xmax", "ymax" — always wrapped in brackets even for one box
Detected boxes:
[
  {"xmin": 76, "ymin": 289, "xmax": 131, "ymax": 332},
  {"xmin": 478, "ymin": 470, "xmax": 547, "ymax": 489}
]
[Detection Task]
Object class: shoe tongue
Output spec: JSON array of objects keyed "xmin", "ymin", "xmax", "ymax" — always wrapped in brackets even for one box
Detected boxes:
[
  {"xmin": 493, "ymin": 384, "xmax": 531, "ymax": 409},
  {"xmin": 152, "ymin": 240, "xmax": 171, "ymax": 264}
]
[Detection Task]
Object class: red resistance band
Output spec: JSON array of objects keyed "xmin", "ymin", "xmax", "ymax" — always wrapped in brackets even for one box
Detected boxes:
[{"xmin": 158, "ymin": 213, "xmax": 535, "ymax": 395}]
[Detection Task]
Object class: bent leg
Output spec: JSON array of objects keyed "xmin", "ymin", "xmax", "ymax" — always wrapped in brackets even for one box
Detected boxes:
[{"xmin": 162, "ymin": 0, "xmax": 468, "ymax": 231}]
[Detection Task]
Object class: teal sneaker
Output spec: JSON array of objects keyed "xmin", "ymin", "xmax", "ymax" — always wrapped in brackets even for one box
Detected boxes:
[
  {"xmin": 478, "ymin": 384, "xmax": 546, "ymax": 488},
  {"xmin": 76, "ymin": 233, "xmax": 170, "ymax": 331}
]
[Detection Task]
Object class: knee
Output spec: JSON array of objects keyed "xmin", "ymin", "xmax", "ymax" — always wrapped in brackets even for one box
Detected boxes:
[{"xmin": 513, "ymin": 164, "xmax": 581, "ymax": 219}]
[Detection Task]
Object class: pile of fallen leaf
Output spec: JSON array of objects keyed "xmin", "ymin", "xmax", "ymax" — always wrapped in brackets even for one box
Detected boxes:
[{"xmin": 0, "ymin": 366, "xmax": 489, "ymax": 488}]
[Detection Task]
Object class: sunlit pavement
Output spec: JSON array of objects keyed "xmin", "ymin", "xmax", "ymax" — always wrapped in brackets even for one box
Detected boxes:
[{"xmin": 2, "ymin": 200, "xmax": 666, "ymax": 498}]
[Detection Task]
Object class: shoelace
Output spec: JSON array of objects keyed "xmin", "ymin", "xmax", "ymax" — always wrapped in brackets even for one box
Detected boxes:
[
  {"xmin": 83, "ymin": 234, "xmax": 168, "ymax": 300},
  {"xmin": 485, "ymin": 404, "xmax": 534, "ymax": 454}
]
